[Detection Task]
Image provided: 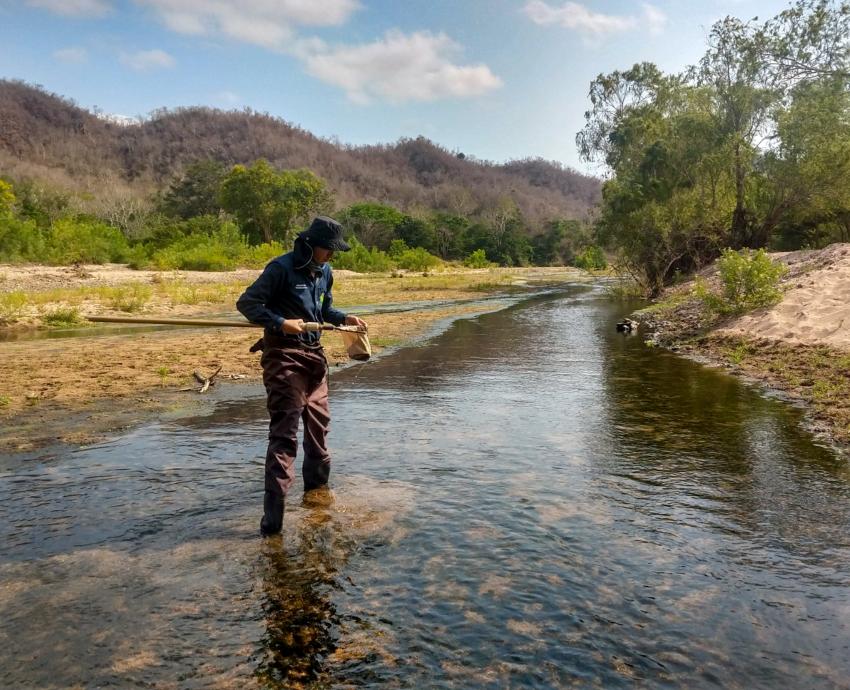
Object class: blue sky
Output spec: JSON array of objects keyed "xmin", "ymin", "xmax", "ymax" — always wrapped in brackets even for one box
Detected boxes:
[{"xmin": 1, "ymin": 0, "xmax": 793, "ymax": 172}]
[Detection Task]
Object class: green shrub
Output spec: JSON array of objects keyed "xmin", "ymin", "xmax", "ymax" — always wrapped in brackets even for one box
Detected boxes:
[
  {"xmin": 0, "ymin": 180, "xmax": 15, "ymax": 214},
  {"xmin": 146, "ymin": 221, "xmax": 246, "ymax": 271},
  {"xmin": 331, "ymin": 238, "xmax": 393, "ymax": 273},
  {"xmin": 47, "ymin": 217, "xmax": 130, "ymax": 264},
  {"xmin": 463, "ymin": 249, "xmax": 491, "ymax": 268},
  {"xmin": 244, "ymin": 241, "xmax": 285, "ymax": 267},
  {"xmin": 396, "ymin": 247, "xmax": 441, "ymax": 272},
  {"xmin": 692, "ymin": 277, "xmax": 724, "ymax": 312},
  {"xmin": 573, "ymin": 245, "xmax": 607, "ymax": 270},
  {"xmin": 101, "ymin": 284, "xmax": 152, "ymax": 312},
  {"xmin": 0, "ymin": 215, "xmax": 46, "ymax": 262},
  {"xmin": 160, "ymin": 245, "xmax": 236, "ymax": 271},
  {"xmin": 388, "ymin": 239, "xmax": 409, "ymax": 258},
  {"xmin": 142, "ymin": 214, "xmax": 227, "ymax": 249},
  {"xmin": 0, "ymin": 291, "xmax": 27, "ymax": 323},
  {"xmin": 126, "ymin": 244, "xmax": 152, "ymax": 270},
  {"xmin": 42, "ymin": 307, "xmax": 82, "ymax": 327},
  {"xmin": 698, "ymin": 248, "xmax": 787, "ymax": 314}
]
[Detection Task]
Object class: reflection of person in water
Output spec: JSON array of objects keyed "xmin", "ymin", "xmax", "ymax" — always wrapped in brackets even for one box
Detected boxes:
[
  {"xmin": 237, "ymin": 217, "xmax": 367, "ymax": 535},
  {"xmin": 256, "ymin": 516, "xmax": 341, "ymax": 686}
]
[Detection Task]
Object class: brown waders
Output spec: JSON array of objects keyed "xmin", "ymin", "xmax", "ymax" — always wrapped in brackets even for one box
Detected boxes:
[{"xmin": 256, "ymin": 335, "xmax": 331, "ymax": 535}]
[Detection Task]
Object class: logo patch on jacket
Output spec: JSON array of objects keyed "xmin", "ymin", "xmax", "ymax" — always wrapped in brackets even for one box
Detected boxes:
[{"xmin": 295, "ymin": 284, "xmax": 308, "ymax": 289}]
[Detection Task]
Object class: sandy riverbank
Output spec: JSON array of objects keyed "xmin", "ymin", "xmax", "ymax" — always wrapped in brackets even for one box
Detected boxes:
[
  {"xmin": 637, "ymin": 243, "xmax": 850, "ymax": 450},
  {"xmin": 0, "ymin": 265, "xmax": 583, "ymax": 452}
]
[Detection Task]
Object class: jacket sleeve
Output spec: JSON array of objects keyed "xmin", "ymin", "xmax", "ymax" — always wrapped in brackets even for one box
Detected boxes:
[
  {"xmin": 236, "ymin": 261, "xmax": 286, "ymax": 331},
  {"xmin": 322, "ymin": 270, "xmax": 347, "ymax": 326}
]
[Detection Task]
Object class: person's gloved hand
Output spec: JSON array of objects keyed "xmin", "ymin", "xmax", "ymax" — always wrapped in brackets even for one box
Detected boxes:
[
  {"xmin": 282, "ymin": 319, "xmax": 305, "ymax": 334},
  {"xmin": 345, "ymin": 315, "xmax": 368, "ymax": 331}
]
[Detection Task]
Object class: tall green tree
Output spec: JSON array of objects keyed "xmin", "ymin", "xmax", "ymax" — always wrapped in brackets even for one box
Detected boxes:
[
  {"xmin": 337, "ymin": 202, "xmax": 403, "ymax": 250},
  {"xmin": 767, "ymin": 77, "xmax": 850, "ymax": 247},
  {"xmin": 219, "ymin": 160, "xmax": 331, "ymax": 244},
  {"xmin": 577, "ymin": 0, "xmax": 850, "ymax": 293},
  {"xmin": 395, "ymin": 214, "xmax": 436, "ymax": 252},
  {"xmin": 432, "ymin": 212, "xmax": 468, "ymax": 259},
  {"xmin": 160, "ymin": 160, "xmax": 227, "ymax": 219},
  {"xmin": 531, "ymin": 219, "xmax": 585, "ymax": 265},
  {"xmin": 695, "ymin": 17, "xmax": 782, "ymax": 248}
]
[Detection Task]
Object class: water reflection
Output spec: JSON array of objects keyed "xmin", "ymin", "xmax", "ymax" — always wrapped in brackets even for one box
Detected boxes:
[
  {"xmin": 255, "ymin": 509, "xmax": 340, "ymax": 687},
  {"xmin": 599, "ymin": 310, "xmax": 850, "ymax": 564}
]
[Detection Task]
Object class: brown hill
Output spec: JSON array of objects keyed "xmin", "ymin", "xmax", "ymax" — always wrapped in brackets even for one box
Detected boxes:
[{"xmin": 0, "ymin": 80, "xmax": 599, "ymax": 226}]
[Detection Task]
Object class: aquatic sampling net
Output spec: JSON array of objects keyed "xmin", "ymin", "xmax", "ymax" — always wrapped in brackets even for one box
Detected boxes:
[{"xmin": 340, "ymin": 329, "xmax": 371, "ymax": 361}]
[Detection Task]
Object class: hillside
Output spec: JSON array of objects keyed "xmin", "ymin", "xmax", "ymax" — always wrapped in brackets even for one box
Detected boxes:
[{"xmin": 0, "ymin": 80, "xmax": 599, "ymax": 225}]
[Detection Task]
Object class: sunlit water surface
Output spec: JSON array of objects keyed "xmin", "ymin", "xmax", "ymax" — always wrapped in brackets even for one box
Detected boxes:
[{"xmin": 2, "ymin": 286, "xmax": 849, "ymax": 689}]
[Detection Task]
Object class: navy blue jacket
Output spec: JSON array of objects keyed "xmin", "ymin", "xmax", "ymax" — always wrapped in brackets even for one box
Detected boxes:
[{"xmin": 236, "ymin": 238, "xmax": 347, "ymax": 346}]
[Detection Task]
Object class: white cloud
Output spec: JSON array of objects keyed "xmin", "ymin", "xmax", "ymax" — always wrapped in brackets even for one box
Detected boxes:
[
  {"xmin": 217, "ymin": 90, "xmax": 240, "ymax": 105},
  {"xmin": 53, "ymin": 46, "xmax": 88, "ymax": 63},
  {"xmin": 301, "ymin": 30, "xmax": 502, "ymax": 104},
  {"xmin": 120, "ymin": 49, "xmax": 176, "ymax": 71},
  {"xmin": 523, "ymin": 1, "xmax": 667, "ymax": 37},
  {"xmin": 641, "ymin": 3, "xmax": 668, "ymax": 35},
  {"xmin": 136, "ymin": 0, "xmax": 361, "ymax": 49},
  {"xmin": 132, "ymin": 1, "xmax": 499, "ymax": 105},
  {"xmin": 26, "ymin": 0, "xmax": 110, "ymax": 16}
]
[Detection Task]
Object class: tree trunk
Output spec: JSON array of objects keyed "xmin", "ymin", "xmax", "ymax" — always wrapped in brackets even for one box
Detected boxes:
[
  {"xmin": 260, "ymin": 221, "xmax": 273, "ymax": 244},
  {"xmin": 730, "ymin": 141, "xmax": 750, "ymax": 248}
]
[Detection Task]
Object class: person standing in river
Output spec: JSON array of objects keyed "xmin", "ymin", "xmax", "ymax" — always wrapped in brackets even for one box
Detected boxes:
[{"xmin": 237, "ymin": 216, "xmax": 367, "ymax": 535}]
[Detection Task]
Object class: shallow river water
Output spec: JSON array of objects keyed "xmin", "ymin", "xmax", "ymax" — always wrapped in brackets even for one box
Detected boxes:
[{"xmin": 1, "ymin": 285, "xmax": 849, "ymax": 689}]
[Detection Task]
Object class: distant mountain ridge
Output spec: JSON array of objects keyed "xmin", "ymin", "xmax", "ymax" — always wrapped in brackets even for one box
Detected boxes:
[{"xmin": 0, "ymin": 80, "xmax": 599, "ymax": 225}]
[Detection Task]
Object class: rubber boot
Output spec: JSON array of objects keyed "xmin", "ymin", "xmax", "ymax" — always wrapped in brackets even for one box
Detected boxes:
[{"xmin": 260, "ymin": 490, "xmax": 284, "ymax": 536}]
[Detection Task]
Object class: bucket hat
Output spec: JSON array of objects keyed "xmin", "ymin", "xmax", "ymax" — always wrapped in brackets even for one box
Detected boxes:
[{"xmin": 299, "ymin": 216, "xmax": 351, "ymax": 252}]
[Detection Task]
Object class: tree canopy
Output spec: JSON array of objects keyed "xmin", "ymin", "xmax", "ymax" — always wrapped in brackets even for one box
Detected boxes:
[
  {"xmin": 218, "ymin": 159, "xmax": 331, "ymax": 244},
  {"xmin": 578, "ymin": 0, "xmax": 850, "ymax": 294}
]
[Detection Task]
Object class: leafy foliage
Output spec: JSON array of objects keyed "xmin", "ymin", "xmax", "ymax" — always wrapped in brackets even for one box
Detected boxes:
[
  {"xmin": 330, "ymin": 238, "xmax": 394, "ymax": 273},
  {"xmin": 159, "ymin": 160, "xmax": 227, "ymax": 219},
  {"xmin": 695, "ymin": 248, "xmax": 787, "ymax": 313},
  {"xmin": 47, "ymin": 217, "xmax": 130, "ymax": 264},
  {"xmin": 42, "ymin": 307, "xmax": 81, "ymax": 327},
  {"xmin": 463, "ymin": 249, "xmax": 492, "ymax": 268},
  {"xmin": 219, "ymin": 159, "xmax": 331, "ymax": 244},
  {"xmin": 0, "ymin": 179, "xmax": 15, "ymax": 214},
  {"xmin": 395, "ymin": 246, "xmax": 441, "ymax": 272},
  {"xmin": 578, "ymin": 0, "xmax": 850, "ymax": 294},
  {"xmin": 573, "ymin": 246, "xmax": 608, "ymax": 270},
  {"xmin": 338, "ymin": 203, "xmax": 404, "ymax": 251},
  {"xmin": 0, "ymin": 214, "xmax": 44, "ymax": 262}
]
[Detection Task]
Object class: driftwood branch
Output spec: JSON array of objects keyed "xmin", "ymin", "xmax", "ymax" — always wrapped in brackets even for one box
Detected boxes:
[{"xmin": 192, "ymin": 366, "xmax": 222, "ymax": 393}]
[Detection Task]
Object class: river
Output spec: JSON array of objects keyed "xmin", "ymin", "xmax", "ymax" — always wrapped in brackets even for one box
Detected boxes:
[{"xmin": 1, "ymin": 284, "xmax": 848, "ymax": 689}]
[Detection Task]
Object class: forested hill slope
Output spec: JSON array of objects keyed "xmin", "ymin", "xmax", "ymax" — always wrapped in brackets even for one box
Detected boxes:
[{"xmin": 0, "ymin": 80, "xmax": 599, "ymax": 225}]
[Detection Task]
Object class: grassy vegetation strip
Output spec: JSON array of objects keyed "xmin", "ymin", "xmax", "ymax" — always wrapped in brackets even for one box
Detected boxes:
[{"xmin": 0, "ymin": 268, "xmax": 551, "ymax": 328}]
